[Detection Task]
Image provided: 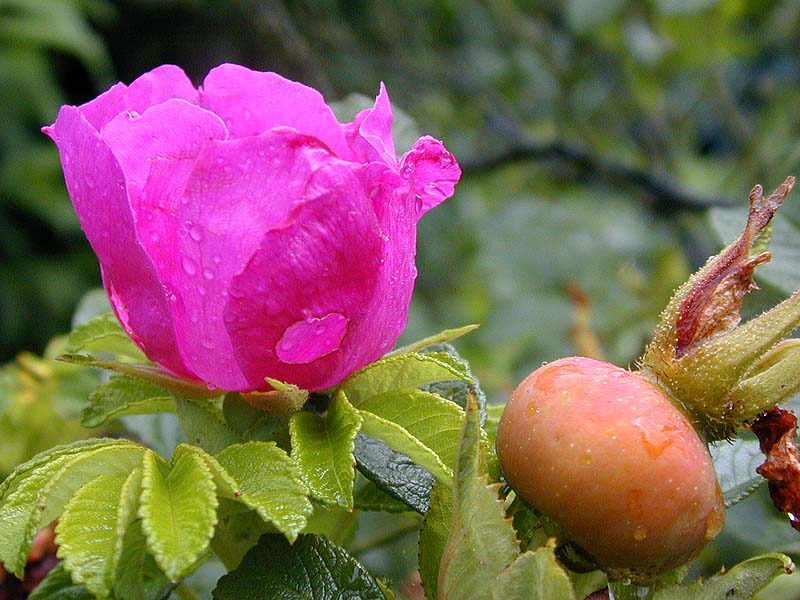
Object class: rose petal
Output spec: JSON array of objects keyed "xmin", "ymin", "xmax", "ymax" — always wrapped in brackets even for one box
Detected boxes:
[
  {"xmin": 79, "ymin": 65, "xmax": 198, "ymax": 132},
  {"xmin": 101, "ymin": 98, "xmax": 228, "ymax": 198},
  {"xmin": 276, "ymin": 313, "xmax": 349, "ymax": 364},
  {"xmin": 223, "ymin": 162, "xmax": 409, "ymax": 391},
  {"xmin": 355, "ymin": 83, "xmax": 397, "ymax": 166},
  {"xmin": 138, "ymin": 128, "xmax": 336, "ymax": 390},
  {"xmin": 43, "ymin": 106, "xmax": 192, "ymax": 379},
  {"xmin": 199, "ymin": 63, "xmax": 350, "ymax": 156},
  {"xmin": 399, "ymin": 136, "xmax": 461, "ymax": 216}
]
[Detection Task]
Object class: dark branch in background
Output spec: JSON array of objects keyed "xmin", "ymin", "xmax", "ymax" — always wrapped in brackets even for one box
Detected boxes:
[
  {"xmin": 247, "ymin": 0, "xmax": 335, "ymax": 97},
  {"xmin": 460, "ymin": 136, "xmax": 735, "ymax": 212}
]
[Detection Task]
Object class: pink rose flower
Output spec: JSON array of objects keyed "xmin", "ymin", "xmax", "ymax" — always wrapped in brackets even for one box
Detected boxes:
[{"xmin": 44, "ymin": 64, "xmax": 460, "ymax": 392}]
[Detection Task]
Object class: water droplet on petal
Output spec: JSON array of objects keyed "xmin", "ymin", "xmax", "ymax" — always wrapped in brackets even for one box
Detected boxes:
[
  {"xmin": 188, "ymin": 225, "xmax": 203, "ymax": 242},
  {"xmin": 182, "ymin": 257, "xmax": 197, "ymax": 276},
  {"xmin": 202, "ymin": 269, "xmax": 214, "ymax": 280}
]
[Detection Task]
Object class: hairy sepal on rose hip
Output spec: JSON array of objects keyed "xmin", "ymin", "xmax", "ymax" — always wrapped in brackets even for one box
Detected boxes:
[
  {"xmin": 497, "ymin": 356, "xmax": 724, "ymax": 583},
  {"xmin": 640, "ymin": 177, "xmax": 800, "ymax": 439}
]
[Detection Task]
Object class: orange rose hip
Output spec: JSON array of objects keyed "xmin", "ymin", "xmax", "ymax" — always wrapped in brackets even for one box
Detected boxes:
[{"xmin": 496, "ymin": 356, "xmax": 725, "ymax": 581}]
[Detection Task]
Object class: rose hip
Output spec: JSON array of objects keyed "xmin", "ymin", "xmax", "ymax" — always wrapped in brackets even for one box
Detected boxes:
[{"xmin": 497, "ymin": 356, "xmax": 725, "ymax": 582}]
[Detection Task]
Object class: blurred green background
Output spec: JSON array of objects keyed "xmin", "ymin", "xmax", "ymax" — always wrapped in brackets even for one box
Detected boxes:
[{"xmin": 2, "ymin": 0, "xmax": 800, "ymax": 597}]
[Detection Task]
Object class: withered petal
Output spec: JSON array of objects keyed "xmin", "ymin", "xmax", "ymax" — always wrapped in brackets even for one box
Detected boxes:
[
  {"xmin": 675, "ymin": 177, "xmax": 795, "ymax": 357},
  {"xmin": 751, "ymin": 406, "xmax": 800, "ymax": 531}
]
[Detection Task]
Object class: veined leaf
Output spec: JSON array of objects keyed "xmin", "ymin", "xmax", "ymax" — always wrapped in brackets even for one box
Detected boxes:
[
  {"xmin": 342, "ymin": 352, "xmax": 471, "ymax": 406},
  {"xmin": 174, "ymin": 397, "xmax": 242, "ymax": 455},
  {"xmin": 212, "ymin": 534, "xmax": 385, "ymax": 600},
  {"xmin": 0, "ymin": 439, "xmax": 145, "ymax": 578},
  {"xmin": 355, "ymin": 434, "xmax": 434, "ymax": 514},
  {"xmin": 359, "ymin": 410, "xmax": 452, "ymax": 482},
  {"xmin": 64, "ymin": 312, "xmax": 146, "ymax": 361},
  {"xmin": 55, "ymin": 468, "xmax": 142, "ymax": 598},
  {"xmin": 56, "ymin": 354, "xmax": 220, "ymax": 400},
  {"xmin": 390, "ymin": 324, "xmax": 480, "ymax": 356},
  {"xmin": 211, "ymin": 510, "xmax": 276, "ymax": 572},
  {"xmin": 652, "ymin": 553, "xmax": 794, "ymax": 599},
  {"xmin": 492, "ymin": 539, "xmax": 575, "ymax": 600},
  {"xmin": 139, "ymin": 449, "xmax": 218, "ymax": 581},
  {"xmin": 222, "ymin": 393, "xmax": 289, "ymax": 442},
  {"xmin": 354, "ymin": 476, "xmax": 417, "ymax": 513},
  {"xmin": 710, "ymin": 434, "xmax": 765, "ymax": 507},
  {"xmin": 358, "ymin": 388, "xmax": 464, "ymax": 471},
  {"xmin": 289, "ymin": 392, "xmax": 362, "ymax": 509},
  {"xmin": 82, "ymin": 375, "xmax": 175, "ymax": 428},
  {"xmin": 419, "ymin": 482, "xmax": 454, "ymax": 600},
  {"xmin": 177, "ymin": 442, "xmax": 311, "ymax": 542},
  {"xmin": 438, "ymin": 395, "xmax": 519, "ymax": 600},
  {"xmin": 28, "ymin": 562, "xmax": 96, "ymax": 600},
  {"xmin": 112, "ymin": 517, "xmax": 174, "ymax": 600}
]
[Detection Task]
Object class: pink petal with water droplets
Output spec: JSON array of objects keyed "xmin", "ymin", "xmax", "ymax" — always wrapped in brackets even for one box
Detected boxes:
[
  {"xmin": 80, "ymin": 65, "xmax": 198, "ymax": 132},
  {"xmin": 199, "ymin": 64, "xmax": 351, "ymax": 156},
  {"xmin": 399, "ymin": 135, "xmax": 461, "ymax": 216},
  {"xmin": 138, "ymin": 126, "xmax": 336, "ymax": 390},
  {"xmin": 357, "ymin": 83, "xmax": 397, "ymax": 165},
  {"xmin": 276, "ymin": 313, "xmax": 349, "ymax": 364},
  {"xmin": 223, "ymin": 162, "xmax": 414, "ymax": 391},
  {"xmin": 101, "ymin": 98, "xmax": 228, "ymax": 198},
  {"xmin": 44, "ymin": 105, "xmax": 193, "ymax": 380}
]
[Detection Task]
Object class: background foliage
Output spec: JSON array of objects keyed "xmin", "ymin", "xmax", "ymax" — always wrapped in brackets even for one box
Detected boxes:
[{"xmin": 1, "ymin": 0, "xmax": 800, "ymax": 598}]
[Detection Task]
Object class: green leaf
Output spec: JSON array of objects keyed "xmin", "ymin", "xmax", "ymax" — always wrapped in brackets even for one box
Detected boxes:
[
  {"xmin": 174, "ymin": 397, "xmax": 242, "ymax": 455},
  {"xmin": 651, "ymin": 553, "xmax": 794, "ymax": 599},
  {"xmin": 438, "ymin": 395, "xmax": 519, "ymax": 600},
  {"xmin": 203, "ymin": 442, "xmax": 312, "ymax": 541},
  {"xmin": 483, "ymin": 403, "xmax": 505, "ymax": 445},
  {"xmin": 342, "ymin": 352, "xmax": 471, "ymax": 406},
  {"xmin": 64, "ymin": 312, "xmax": 146, "ymax": 361},
  {"xmin": 82, "ymin": 375, "xmax": 175, "ymax": 428},
  {"xmin": 211, "ymin": 510, "xmax": 276, "ymax": 571},
  {"xmin": 358, "ymin": 388, "xmax": 465, "ymax": 471},
  {"xmin": 28, "ymin": 562, "xmax": 96, "ymax": 600},
  {"xmin": 55, "ymin": 468, "xmax": 142, "ymax": 598},
  {"xmin": 710, "ymin": 434, "xmax": 765, "ymax": 507},
  {"xmin": 0, "ymin": 439, "xmax": 145, "ymax": 578},
  {"xmin": 139, "ymin": 449, "xmax": 218, "ymax": 581},
  {"xmin": 391, "ymin": 324, "xmax": 480, "ymax": 356},
  {"xmin": 56, "ymin": 354, "xmax": 220, "ymax": 400},
  {"xmin": 492, "ymin": 540, "xmax": 575, "ymax": 600},
  {"xmin": 212, "ymin": 534, "xmax": 386, "ymax": 600},
  {"xmin": 222, "ymin": 393, "xmax": 289, "ymax": 442},
  {"xmin": 289, "ymin": 391, "xmax": 362, "ymax": 509},
  {"xmin": 359, "ymin": 409, "xmax": 452, "ymax": 482},
  {"xmin": 112, "ymin": 517, "xmax": 174, "ymax": 600},
  {"xmin": 354, "ymin": 434, "xmax": 434, "ymax": 514},
  {"xmin": 418, "ymin": 482, "xmax": 453, "ymax": 600},
  {"xmin": 354, "ymin": 476, "xmax": 417, "ymax": 513}
]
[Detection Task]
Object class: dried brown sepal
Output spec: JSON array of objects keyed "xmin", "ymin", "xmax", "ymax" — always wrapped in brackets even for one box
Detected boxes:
[
  {"xmin": 675, "ymin": 177, "xmax": 794, "ymax": 357},
  {"xmin": 750, "ymin": 406, "xmax": 800, "ymax": 531}
]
